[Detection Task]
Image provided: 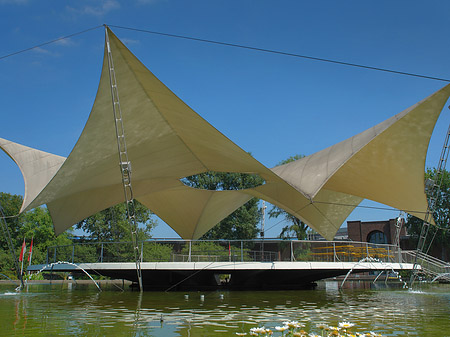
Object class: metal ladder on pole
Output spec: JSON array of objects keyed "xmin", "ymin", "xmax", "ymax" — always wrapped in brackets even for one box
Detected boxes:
[
  {"xmin": 104, "ymin": 26, "xmax": 143, "ymax": 291},
  {"xmin": 410, "ymin": 119, "xmax": 450, "ymax": 285}
]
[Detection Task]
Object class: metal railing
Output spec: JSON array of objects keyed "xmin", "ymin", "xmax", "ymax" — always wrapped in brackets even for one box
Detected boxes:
[
  {"xmin": 46, "ymin": 239, "xmax": 402, "ymax": 265},
  {"xmin": 402, "ymin": 250, "xmax": 450, "ymax": 279}
]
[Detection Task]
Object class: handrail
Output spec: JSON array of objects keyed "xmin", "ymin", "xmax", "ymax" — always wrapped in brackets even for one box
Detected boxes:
[
  {"xmin": 403, "ymin": 250, "xmax": 449, "ymax": 268},
  {"xmin": 48, "ymin": 238, "xmax": 399, "ymax": 249},
  {"xmin": 44, "ymin": 239, "xmax": 402, "ymax": 265},
  {"xmin": 401, "ymin": 250, "xmax": 450, "ymax": 279}
]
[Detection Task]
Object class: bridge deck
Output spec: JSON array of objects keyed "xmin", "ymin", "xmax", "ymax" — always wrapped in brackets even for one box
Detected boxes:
[{"xmin": 28, "ymin": 261, "xmax": 416, "ymax": 291}]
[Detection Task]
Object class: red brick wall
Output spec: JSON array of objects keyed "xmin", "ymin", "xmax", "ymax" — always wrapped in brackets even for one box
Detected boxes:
[{"xmin": 347, "ymin": 218, "xmax": 407, "ymax": 244}]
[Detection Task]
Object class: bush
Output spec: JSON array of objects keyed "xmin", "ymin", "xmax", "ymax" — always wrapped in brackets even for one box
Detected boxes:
[{"xmin": 142, "ymin": 242, "xmax": 173, "ymax": 262}]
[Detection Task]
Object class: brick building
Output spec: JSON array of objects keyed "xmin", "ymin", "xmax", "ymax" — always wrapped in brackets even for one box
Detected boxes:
[{"xmin": 347, "ymin": 218, "xmax": 408, "ymax": 245}]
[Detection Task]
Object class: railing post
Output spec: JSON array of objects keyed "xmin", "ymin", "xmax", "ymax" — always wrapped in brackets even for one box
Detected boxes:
[
  {"xmin": 141, "ymin": 241, "xmax": 144, "ymax": 263},
  {"xmin": 241, "ymin": 241, "xmax": 243, "ymax": 262},
  {"xmin": 387, "ymin": 245, "xmax": 390, "ymax": 262},
  {"xmin": 100, "ymin": 243, "xmax": 104, "ymax": 263},
  {"xmin": 72, "ymin": 245, "xmax": 75, "ymax": 264},
  {"xmin": 188, "ymin": 240, "xmax": 192, "ymax": 262},
  {"xmin": 333, "ymin": 242, "xmax": 336, "ymax": 262},
  {"xmin": 46, "ymin": 247, "xmax": 49, "ymax": 264},
  {"xmin": 366, "ymin": 243, "xmax": 369, "ymax": 258},
  {"xmin": 290, "ymin": 241, "xmax": 294, "ymax": 262},
  {"xmin": 53, "ymin": 247, "xmax": 57, "ymax": 263}
]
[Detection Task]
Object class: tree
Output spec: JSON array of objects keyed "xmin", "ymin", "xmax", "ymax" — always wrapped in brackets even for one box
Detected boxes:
[
  {"xmin": 406, "ymin": 168, "xmax": 450, "ymax": 260},
  {"xmin": 201, "ymin": 199, "xmax": 261, "ymax": 240},
  {"xmin": 0, "ymin": 192, "xmax": 24, "ymax": 250},
  {"xmin": 276, "ymin": 154, "xmax": 306, "ymax": 166},
  {"xmin": 20, "ymin": 207, "xmax": 71, "ymax": 248},
  {"xmin": 182, "ymin": 171, "xmax": 264, "ymax": 240},
  {"xmin": 20, "ymin": 206, "xmax": 73, "ymax": 265},
  {"xmin": 268, "ymin": 154, "xmax": 309, "ymax": 240},
  {"xmin": 75, "ymin": 200, "xmax": 157, "ymax": 242},
  {"xmin": 0, "ymin": 192, "xmax": 74, "ymax": 275}
]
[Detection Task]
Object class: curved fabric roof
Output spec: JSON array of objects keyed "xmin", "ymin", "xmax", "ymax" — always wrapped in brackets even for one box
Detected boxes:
[
  {"xmin": 0, "ymin": 138, "xmax": 65, "ymax": 213},
  {"xmin": 273, "ymin": 84, "xmax": 450, "ymax": 224},
  {"xmin": 2, "ymin": 27, "xmax": 449, "ymax": 240}
]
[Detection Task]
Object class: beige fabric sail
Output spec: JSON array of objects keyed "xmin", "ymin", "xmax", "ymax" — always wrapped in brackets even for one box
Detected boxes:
[
  {"xmin": 3, "ymin": 27, "xmax": 449, "ymax": 240},
  {"xmin": 16, "ymin": 28, "xmax": 348, "ymax": 240},
  {"xmin": 0, "ymin": 138, "xmax": 66, "ymax": 212},
  {"xmin": 273, "ymin": 84, "xmax": 450, "ymax": 224}
]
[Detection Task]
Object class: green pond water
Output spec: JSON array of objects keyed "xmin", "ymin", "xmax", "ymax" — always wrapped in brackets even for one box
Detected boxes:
[{"xmin": 1, "ymin": 281, "xmax": 449, "ymax": 336}]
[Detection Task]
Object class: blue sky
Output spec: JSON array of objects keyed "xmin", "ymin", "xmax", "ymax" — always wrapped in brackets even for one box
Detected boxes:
[{"xmin": 1, "ymin": 0, "xmax": 450, "ymax": 238}]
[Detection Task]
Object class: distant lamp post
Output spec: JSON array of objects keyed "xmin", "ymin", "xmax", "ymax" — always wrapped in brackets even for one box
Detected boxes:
[
  {"xmin": 260, "ymin": 200, "xmax": 267, "ymax": 238},
  {"xmin": 260, "ymin": 201, "xmax": 267, "ymax": 261}
]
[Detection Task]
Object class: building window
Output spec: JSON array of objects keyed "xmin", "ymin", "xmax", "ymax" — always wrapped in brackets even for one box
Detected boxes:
[{"xmin": 367, "ymin": 230, "xmax": 387, "ymax": 244}]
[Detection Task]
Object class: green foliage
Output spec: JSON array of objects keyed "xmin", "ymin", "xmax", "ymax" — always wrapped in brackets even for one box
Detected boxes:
[
  {"xmin": 101, "ymin": 242, "xmax": 134, "ymax": 263},
  {"xmin": 181, "ymin": 241, "xmax": 228, "ymax": 256},
  {"xmin": 276, "ymin": 217, "xmax": 309, "ymax": 240},
  {"xmin": 75, "ymin": 200, "xmax": 157, "ymax": 242},
  {"xmin": 0, "ymin": 192, "xmax": 24, "ymax": 249},
  {"xmin": 28, "ymin": 272, "xmax": 44, "ymax": 281},
  {"xmin": 24, "ymin": 245, "xmax": 48, "ymax": 265},
  {"xmin": 22, "ymin": 207, "xmax": 72, "ymax": 247},
  {"xmin": 406, "ymin": 168, "xmax": 450, "ymax": 259},
  {"xmin": 201, "ymin": 200, "xmax": 261, "ymax": 240},
  {"xmin": 0, "ymin": 192, "xmax": 76, "ymax": 275},
  {"xmin": 0, "ymin": 248, "xmax": 15, "ymax": 276},
  {"xmin": 276, "ymin": 154, "xmax": 305, "ymax": 166},
  {"xmin": 183, "ymin": 171, "xmax": 264, "ymax": 240},
  {"xmin": 268, "ymin": 155, "xmax": 309, "ymax": 240},
  {"xmin": 179, "ymin": 241, "xmax": 253, "ymax": 262},
  {"xmin": 0, "ymin": 192, "xmax": 161, "ymax": 276},
  {"xmin": 182, "ymin": 171, "xmax": 265, "ymax": 191},
  {"xmin": 143, "ymin": 242, "xmax": 173, "ymax": 262},
  {"xmin": 294, "ymin": 246, "xmax": 312, "ymax": 261}
]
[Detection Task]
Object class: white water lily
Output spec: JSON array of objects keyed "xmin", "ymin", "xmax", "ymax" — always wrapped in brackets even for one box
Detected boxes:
[
  {"xmin": 288, "ymin": 320, "xmax": 305, "ymax": 328},
  {"xmin": 316, "ymin": 323, "xmax": 328, "ymax": 330},
  {"xmin": 249, "ymin": 327, "xmax": 267, "ymax": 335},
  {"xmin": 339, "ymin": 321, "xmax": 355, "ymax": 329},
  {"xmin": 240, "ymin": 320, "xmax": 385, "ymax": 336}
]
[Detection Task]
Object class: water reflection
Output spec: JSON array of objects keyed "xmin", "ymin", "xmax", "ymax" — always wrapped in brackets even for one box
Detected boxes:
[{"xmin": 0, "ymin": 281, "xmax": 449, "ymax": 336}]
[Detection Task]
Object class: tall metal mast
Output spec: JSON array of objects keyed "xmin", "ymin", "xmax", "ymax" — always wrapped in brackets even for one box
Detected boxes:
[
  {"xmin": 410, "ymin": 114, "xmax": 450, "ymax": 285},
  {"xmin": 104, "ymin": 26, "xmax": 143, "ymax": 291}
]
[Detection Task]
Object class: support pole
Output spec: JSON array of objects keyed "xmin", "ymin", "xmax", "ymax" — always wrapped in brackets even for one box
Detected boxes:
[
  {"xmin": 188, "ymin": 241, "xmax": 192, "ymax": 262},
  {"xmin": 104, "ymin": 25, "xmax": 143, "ymax": 291}
]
